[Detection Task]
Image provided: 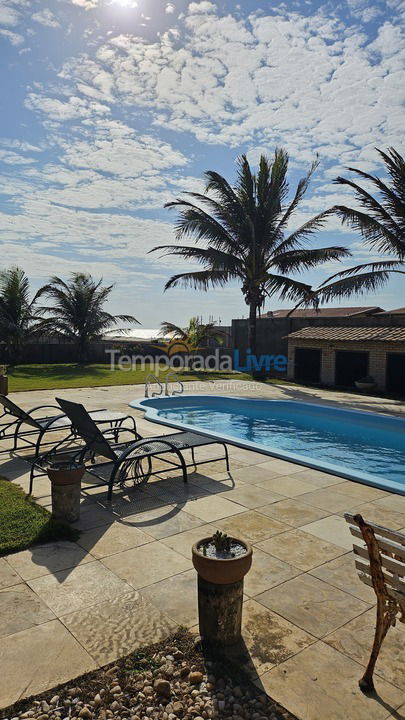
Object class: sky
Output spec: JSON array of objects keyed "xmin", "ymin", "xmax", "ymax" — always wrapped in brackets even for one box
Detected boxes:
[{"xmin": 0, "ymin": 0, "xmax": 404, "ymax": 329}]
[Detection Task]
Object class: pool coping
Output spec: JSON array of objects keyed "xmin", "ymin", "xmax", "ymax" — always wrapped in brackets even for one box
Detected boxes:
[{"xmin": 130, "ymin": 395, "xmax": 405, "ymax": 496}]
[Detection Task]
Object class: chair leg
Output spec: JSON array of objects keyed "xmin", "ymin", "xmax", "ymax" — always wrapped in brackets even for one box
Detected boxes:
[
  {"xmin": 359, "ymin": 597, "xmax": 394, "ymax": 693},
  {"xmin": 223, "ymin": 443, "xmax": 230, "ymax": 471}
]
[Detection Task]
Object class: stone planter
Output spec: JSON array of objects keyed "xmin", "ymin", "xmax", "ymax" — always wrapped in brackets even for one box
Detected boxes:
[
  {"xmin": 192, "ymin": 536, "xmax": 252, "ymax": 647},
  {"xmin": 355, "ymin": 381, "xmax": 377, "ymax": 392},
  {"xmin": 0, "ymin": 375, "xmax": 8, "ymax": 396},
  {"xmin": 192, "ymin": 537, "xmax": 252, "ymax": 585},
  {"xmin": 47, "ymin": 461, "xmax": 85, "ymax": 523}
]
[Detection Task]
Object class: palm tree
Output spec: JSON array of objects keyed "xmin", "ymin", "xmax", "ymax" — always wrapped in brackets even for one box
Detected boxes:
[
  {"xmin": 37, "ymin": 273, "xmax": 139, "ymax": 363},
  {"xmin": 160, "ymin": 317, "xmax": 224, "ymax": 348},
  {"xmin": 309, "ymin": 147, "xmax": 405, "ymax": 302},
  {"xmin": 0, "ymin": 266, "xmax": 42, "ymax": 362},
  {"xmin": 151, "ymin": 150, "xmax": 349, "ymax": 361}
]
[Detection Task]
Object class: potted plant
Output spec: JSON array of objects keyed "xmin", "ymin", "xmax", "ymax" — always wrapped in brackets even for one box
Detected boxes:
[
  {"xmin": 192, "ymin": 530, "xmax": 252, "ymax": 585},
  {"xmin": 47, "ymin": 459, "xmax": 85, "ymax": 486},
  {"xmin": 355, "ymin": 375, "xmax": 377, "ymax": 392},
  {"xmin": 192, "ymin": 531, "xmax": 252, "ymax": 646},
  {"xmin": 0, "ymin": 366, "xmax": 8, "ymax": 396}
]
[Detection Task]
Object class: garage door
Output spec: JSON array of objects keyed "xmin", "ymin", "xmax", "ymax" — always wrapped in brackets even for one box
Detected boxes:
[
  {"xmin": 335, "ymin": 350, "xmax": 369, "ymax": 388},
  {"xmin": 386, "ymin": 353, "xmax": 405, "ymax": 395},
  {"xmin": 294, "ymin": 348, "xmax": 321, "ymax": 384}
]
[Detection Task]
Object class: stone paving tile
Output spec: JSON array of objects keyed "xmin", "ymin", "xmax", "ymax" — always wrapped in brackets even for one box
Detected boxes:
[
  {"xmin": 259, "ymin": 641, "xmax": 404, "ymax": 720},
  {"xmin": 309, "ymin": 552, "xmax": 376, "ymax": 604},
  {"xmin": 256, "ymin": 529, "xmax": 345, "ymax": 571},
  {"xmin": 385, "ymin": 703, "xmax": 405, "ymax": 720},
  {"xmin": 333, "ymin": 481, "xmax": 389, "ymax": 502},
  {"xmin": 215, "ymin": 510, "xmax": 290, "ymax": 543},
  {"xmin": 298, "ymin": 486, "xmax": 360, "ymax": 513},
  {"xmin": 300, "ymin": 514, "xmax": 353, "ymax": 550},
  {"xmin": 255, "ymin": 474, "xmax": 319, "ymax": 497},
  {"xmin": 289, "ymin": 468, "xmax": 348, "ymax": 488},
  {"xmin": 254, "ymin": 458, "xmax": 308, "ymax": 476},
  {"xmin": 226, "ymin": 447, "xmax": 270, "ymax": 465},
  {"xmin": 28, "ymin": 560, "xmax": 131, "ymax": 616},
  {"xmin": 342, "ymin": 502, "xmax": 405, "ymax": 530},
  {"xmin": 61, "ymin": 590, "xmax": 176, "ymax": 665},
  {"xmin": 325, "ymin": 608, "xmax": 405, "ymax": 692},
  {"xmin": 222, "ymin": 465, "xmax": 281, "ymax": 485},
  {"xmin": 232, "ymin": 599, "xmax": 316, "ymax": 678},
  {"xmin": 0, "ymin": 619, "xmax": 96, "ymax": 709},
  {"xmin": 181, "ymin": 494, "xmax": 245, "ymax": 522},
  {"xmin": 0, "ymin": 584, "xmax": 55, "ymax": 637},
  {"xmin": 131, "ymin": 508, "xmax": 204, "ymax": 540},
  {"xmin": 217, "ymin": 483, "xmax": 285, "ymax": 509},
  {"xmin": 255, "ymin": 574, "xmax": 370, "ymax": 638},
  {"xmin": 0, "ymin": 558, "xmax": 20, "ymax": 589},
  {"xmin": 102, "ymin": 541, "xmax": 192, "ymax": 589},
  {"xmin": 257, "ymin": 498, "xmax": 330, "ymax": 528},
  {"xmin": 76, "ymin": 521, "xmax": 154, "ymax": 559},
  {"xmin": 373, "ymin": 494, "xmax": 405, "ymax": 514},
  {"xmin": 6, "ymin": 541, "xmax": 93, "ymax": 580},
  {"xmin": 160, "ymin": 524, "xmax": 218, "ymax": 558},
  {"xmin": 73, "ymin": 504, "xmax": 115, "ymax": 531},
  {"xmin": 141, "ymin": 569, "xmax": 198, "ymax": 628},
  {"xmin": 243, "ymin": 548, "xmax": 301, "ymax": 597}
]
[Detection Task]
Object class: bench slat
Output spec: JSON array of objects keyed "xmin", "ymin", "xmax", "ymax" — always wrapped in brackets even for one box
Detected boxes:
[
  {"xmin": 353, "ymin": 544, "xmax": 405, "ymax": 575},
  {"xmin": 349, "ymin": 526, "xmax": 405, "ymax": 560},
  {"xmin": 344, "ymin": 513, "xmax": 405, "ymax": 545},
  {"xmin": 355, "ymin": 559, "xmax": 405, "ymax": 594}
]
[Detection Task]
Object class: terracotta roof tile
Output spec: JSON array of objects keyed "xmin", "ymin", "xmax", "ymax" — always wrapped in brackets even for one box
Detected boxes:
[
  {"xmin": 266, "ymin": 306, "xmax": 382, "ymax": 318},
  {"xmin": 286, "ymin": 326, "xmax": 405, "ymax": 342}
]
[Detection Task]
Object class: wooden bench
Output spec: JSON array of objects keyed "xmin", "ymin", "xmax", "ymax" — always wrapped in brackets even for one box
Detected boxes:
[{"xmin": 344, "ymin": 512, "xmax": 405, "ymax": 693}]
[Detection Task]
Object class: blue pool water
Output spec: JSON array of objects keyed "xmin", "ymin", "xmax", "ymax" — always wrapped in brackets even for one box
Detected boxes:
[{"xmin": 130, "ymin": 396, "xmax": 405, "ymax": 494}]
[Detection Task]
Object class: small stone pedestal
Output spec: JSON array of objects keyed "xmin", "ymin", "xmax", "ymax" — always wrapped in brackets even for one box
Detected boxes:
[
  {"xmin": 51, "ymin": 481, "xmax": 81, "ymax": 523},
  {"xmin": 197, "ymin": 575, "xmax": 244, "ymax": 646}
]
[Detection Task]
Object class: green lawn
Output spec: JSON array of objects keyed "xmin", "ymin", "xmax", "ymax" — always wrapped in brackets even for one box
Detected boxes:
[
  {"xmin": 0, "ymin": 478, "xmax": 79, "ymax": 556},
  {"xmin": 7, "ymin": 363, "xmax": 257, "ymax": 392}
]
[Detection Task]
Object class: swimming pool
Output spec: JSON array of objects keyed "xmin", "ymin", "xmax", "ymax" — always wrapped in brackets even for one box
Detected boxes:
[{"xmin": 130, "ymin": 395, "xmax": 405, "ymax": 495}]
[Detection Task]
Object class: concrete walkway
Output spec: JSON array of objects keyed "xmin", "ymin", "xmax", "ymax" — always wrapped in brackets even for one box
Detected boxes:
[{"xmin": 0, "ymin": 380, "xmax": 404, "ymax": 720}]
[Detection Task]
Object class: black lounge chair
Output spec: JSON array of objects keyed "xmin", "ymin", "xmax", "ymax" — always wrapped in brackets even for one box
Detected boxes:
[
  {"xmin": 0, "ymin": 394, "xmax": 137, "ymax": 490},
  {"xmin": 53, "ymin": 397, "xmax": 229, "ymax": 501}
]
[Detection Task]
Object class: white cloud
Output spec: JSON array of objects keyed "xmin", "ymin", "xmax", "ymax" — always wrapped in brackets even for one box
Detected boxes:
[
  {"xmin": 165, "ymin": 3, "xmax": 175, "ymax": 14},
  {"xmin": 0, "ymin": 27, "xmax": 23, "ymax": 44},
  {"xmin": 31, "ymin": 8, "xmax": 60, "ymax": 28},
  {"xmin": 0, "ymin": 4, "xmax": 20, "ymax": 26}
]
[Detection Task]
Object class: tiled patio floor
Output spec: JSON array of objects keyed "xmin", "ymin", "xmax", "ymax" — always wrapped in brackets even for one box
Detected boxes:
[{"xmin": 0, "ymin": 381, "xmax": 404, "ymax": 719}]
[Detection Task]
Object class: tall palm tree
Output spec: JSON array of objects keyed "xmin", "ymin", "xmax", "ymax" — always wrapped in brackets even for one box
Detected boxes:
[
  {"xmin": 160, "ymin": 317, "xmax": 224, "ymax": 348},
  {"xmin": 151, "ymin": 150, "xmax": 349, "ymax": 360},
  {"xmin": 0, "ymin": 266, "xmax": 42, "ymax": 362},
  {"xmin": 37, "ymin": 273, "xmax": 138, "ymax": 363},
  {"xmin": 309, "ymin": 147, "xmax": 405, "ymax": 302}
]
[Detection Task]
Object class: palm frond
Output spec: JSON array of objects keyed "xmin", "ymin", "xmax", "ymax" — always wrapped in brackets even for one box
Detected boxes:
[
  {"xmin": 164, "ymin": 270, "xmax": 236, "ymax": 292},
  {"xmin": 271, "ymin": 246, "xmax": 350, "ymax": 273}
]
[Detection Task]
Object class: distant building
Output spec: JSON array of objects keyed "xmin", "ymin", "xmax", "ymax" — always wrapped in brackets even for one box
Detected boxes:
[
  {"xmin": 286, "ymin": 326, "xmax": 405, "ymax": 394},
  {"xmin": 378, "ymin": 308, "xmax": 405, "ymax": 317},
  {"xmin": 264, "ymin": 306, "xmax": 383, "ymax": 319}
]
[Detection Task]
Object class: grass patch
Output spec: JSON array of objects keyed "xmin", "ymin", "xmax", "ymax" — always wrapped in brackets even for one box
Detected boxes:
[
  {"xmin": 7, "ymin": 363, "xmax": 259, "ymax": 392},
  {"xmin": 0, "ymin": 478, "xmax": 79, "ymax": 556}
]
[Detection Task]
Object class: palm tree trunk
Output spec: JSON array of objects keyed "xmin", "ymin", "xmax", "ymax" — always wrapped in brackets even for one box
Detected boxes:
[{"xmin": 248, "ymin": 302, "xmax": 257, "ymax": 357}]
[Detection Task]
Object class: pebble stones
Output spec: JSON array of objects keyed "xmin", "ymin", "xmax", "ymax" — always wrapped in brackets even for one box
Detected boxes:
[{"xmin": 2, "ymin": 637, "xmax": 294, "ymax": 720}]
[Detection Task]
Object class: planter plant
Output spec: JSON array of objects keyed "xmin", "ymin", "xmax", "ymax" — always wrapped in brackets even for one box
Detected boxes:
[
  {"xmin": 47, "ymin": 459, "xmax": 85, "ymax": 486},
  {"xmin": 192, "ymin": 531, "xmax": 252, "ymax": 585},
  {"xmin": 192, "ymin": 531, "xmax": 252, "ymax": 646},
  {"xmin": 355, "ymin": 375, "xmax": 377, "ymax": 392}
]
